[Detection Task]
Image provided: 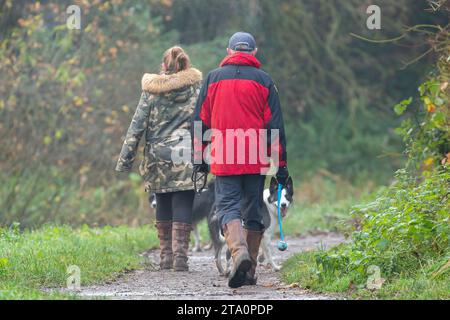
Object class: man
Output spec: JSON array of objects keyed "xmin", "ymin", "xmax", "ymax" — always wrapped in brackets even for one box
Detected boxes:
[{"xmin": 192, "ymin": 32, "xmax": 289, "ymax": 288}]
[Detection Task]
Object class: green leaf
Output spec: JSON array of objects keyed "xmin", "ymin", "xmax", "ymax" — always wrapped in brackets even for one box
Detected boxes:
[
  {"xmin": 0, "ymin": 257, "xmax": 9, "ymax": 268},
  {"xmin": 376, "ymin": 239, "xmax": 390, "ymax": 250},
  {"xmin": 55, "ymin": 130, "xmax": 63, "ymax": 140},
  {"xmin": 418, "ymin": 83, "xmax": 425, "ymax": 96},
  {"xmin": 432, "ymin": 112, "xmax": 445, "ymax": 127},
  {"xmin": 43, "ymin": 136, "xmax": 52, "ymax": 146},
  {"xmin": 434, "ymin": 97, "xmax": 444, "ymax": 106},
  {"xmin": 394, "ymin": 97, "xmax": 412, "ymax": 115},
  {"xmin": 429, "ymin": 81, "xmax": 440, "ymax": 97}
]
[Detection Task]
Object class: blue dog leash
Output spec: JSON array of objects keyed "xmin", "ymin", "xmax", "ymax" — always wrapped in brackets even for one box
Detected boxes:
[{"xmin": 277, "ymin": 183, "xmax": 288, "ymax": 251}]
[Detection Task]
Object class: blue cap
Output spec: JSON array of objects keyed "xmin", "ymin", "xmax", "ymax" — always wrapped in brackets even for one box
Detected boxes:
[{"xmin": 228, "ymin": 32, "xmax": 256, "ymax": 52}]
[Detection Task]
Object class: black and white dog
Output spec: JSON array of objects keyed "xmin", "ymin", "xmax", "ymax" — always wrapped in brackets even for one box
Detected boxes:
[
  {"xmin": 150, "ymin": 181, "xmax": 215, "ymax": 252},
  {"xmin": 209, "ymin": 176, "xmax": 294, "ymax": 275}
]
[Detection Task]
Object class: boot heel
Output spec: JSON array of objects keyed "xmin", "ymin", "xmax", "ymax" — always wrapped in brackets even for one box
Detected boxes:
[
  {"xmin": 228, "ymin": 268, "xmax": 249, "ymax": 288},
  {"xmin": 237, "ymin": 253, "xmax": 252, "ymax": 272},
  {"xmin": 228, "ymin": 253, "xmax": 252, "ymax": 288}
]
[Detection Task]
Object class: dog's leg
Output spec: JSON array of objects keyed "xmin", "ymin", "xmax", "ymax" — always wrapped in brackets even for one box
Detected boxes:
[
  {"xmin": 192, "ymin": 225, "xmax": 202, "ymax": 252},
  {"xmin": 266, "ymin": 204, "xmax": 282, "ymax": 271},
  {"xmin": 225, "ymin": 248, "xmax": 232, "ymax": 277},
  {"xmin": 261, "ymin": 234, "xmax": 271, "ymax": 266},
  {"xmin": 268, "ymin": 250, "xmax": 281, "ymax": 271},
  {"xmin": 257, "ymin": 229, "xmax": 267, "ymax": 263},
  {"xmin": 262, "ymin": 234, "xmax": 281, "ymax": 271}
]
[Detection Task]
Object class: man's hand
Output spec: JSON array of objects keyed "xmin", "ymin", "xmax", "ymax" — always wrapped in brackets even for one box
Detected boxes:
[
  {"xmin": 276, "ymin": 166, "xmax": 289, "ymax": 186},
  {"xmin": 192, "ymin": 163, "xmax": 209, "ymax": 193}
]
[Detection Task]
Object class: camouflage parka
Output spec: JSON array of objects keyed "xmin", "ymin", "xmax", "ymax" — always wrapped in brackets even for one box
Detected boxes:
[{"xmin": 115, "ymin": 68, "xmax": 202, "ymax": 193}]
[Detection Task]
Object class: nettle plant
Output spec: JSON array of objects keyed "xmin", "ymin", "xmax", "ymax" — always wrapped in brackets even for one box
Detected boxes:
[
  {"xmin": 394, "ymin": 77, "xmax": 450, "ymax": 171},
  {"xmin": 349, "ymin": 168, "xmax": 449, "ymax": 273},
  {"xmin": 393, "ymin": 22, "xmax": 449, "ymax": 172},
  {"xmin": 334, "ymin": 78, "xmax": 450, "ymax": 280},
  {"xmin": 312, "ymin": 26, "xmax": 450, "ymax": 283},
  {"xmin": 340, "ymin": 72, "xmax": 450, "ymax": 278}
]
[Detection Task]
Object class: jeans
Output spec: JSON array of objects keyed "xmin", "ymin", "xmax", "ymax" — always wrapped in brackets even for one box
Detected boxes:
[{"xmin": 215, "ymin": 174, "xmax": 265, "ymax": 232}]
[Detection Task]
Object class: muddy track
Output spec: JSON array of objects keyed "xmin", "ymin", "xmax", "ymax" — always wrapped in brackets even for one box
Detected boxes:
[{"xmin": 77, "ymin": 233, "xmax": 344, "ymax": 300}]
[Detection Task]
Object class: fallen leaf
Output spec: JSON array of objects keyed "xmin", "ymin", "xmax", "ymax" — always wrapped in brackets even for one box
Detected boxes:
[
  {"xmin": 427, "ymin": 103, "xmax": 436, "ymax": 113},
  {"xmin": 441, "ymin": 153, "xmax": 450, "ymax": 165}
]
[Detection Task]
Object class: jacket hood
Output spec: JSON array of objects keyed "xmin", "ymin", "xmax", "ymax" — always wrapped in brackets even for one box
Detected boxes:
[
  {"xmin": 219, "ymin": 52, "xmax": 261, "ymax": 68},
  {"xmin": 141, "ymin": 68, "xmax": 202, "ymax": 94}
]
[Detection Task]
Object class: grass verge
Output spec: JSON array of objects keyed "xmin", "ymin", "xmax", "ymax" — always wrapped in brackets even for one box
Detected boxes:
[
  {"xmin": 281, "ymin": 169, "xmax": 450, "ymax": 300},
  {"xmin": 0, "ymin": 224, "xmax": 158, "ymax": 299},
  {"xmin": 282, "ymin": 250, "xmax": 450, "ymax": 299}
]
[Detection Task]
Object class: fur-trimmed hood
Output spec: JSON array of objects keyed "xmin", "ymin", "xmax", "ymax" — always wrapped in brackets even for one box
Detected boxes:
[{"xmin": 141, "ymin": 68, "xmax": 202, "ymax": 94}]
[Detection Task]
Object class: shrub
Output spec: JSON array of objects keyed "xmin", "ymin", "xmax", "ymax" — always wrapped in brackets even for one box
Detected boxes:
[{"xmin": 317, "ymin": 167, "xmax": 449, "ymax": 281}]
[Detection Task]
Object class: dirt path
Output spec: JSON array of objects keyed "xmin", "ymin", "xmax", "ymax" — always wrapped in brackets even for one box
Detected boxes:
[{"xmin": 77, "ymin": 233, "xmax": 344, "ymax": 300}]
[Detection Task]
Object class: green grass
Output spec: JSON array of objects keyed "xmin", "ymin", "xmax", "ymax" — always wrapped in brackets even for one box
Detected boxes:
[
  {"xmin": 0, "ymin": 224, "xmax": 158, "ymax": 299},
  {"xmin": 194, "ymin": 220, "xmax": 211, "ymax": 245},
  {"xmin": 282, "ymin": 250, "xmax": 450, "ymax": 299}
]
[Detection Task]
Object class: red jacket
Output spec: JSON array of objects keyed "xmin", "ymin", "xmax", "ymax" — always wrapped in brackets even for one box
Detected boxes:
[{"xmin": 192, "ymin": 52, "xmax": 287, "ymax": 176}]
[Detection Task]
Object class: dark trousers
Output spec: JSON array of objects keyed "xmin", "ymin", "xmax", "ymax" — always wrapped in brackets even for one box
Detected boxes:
[
  {"xmin": 154, "ymin": 190, "xmax": 195, "ymax": 224},
  {"xmin": 215, "ymin": 174, "xmax": 266, "ymax": 232}
]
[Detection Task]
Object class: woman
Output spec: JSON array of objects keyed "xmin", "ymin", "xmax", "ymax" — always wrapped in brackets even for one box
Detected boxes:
[{"xmin": 115, "ymin": 46, "xmax": 202, "ymax": 271}]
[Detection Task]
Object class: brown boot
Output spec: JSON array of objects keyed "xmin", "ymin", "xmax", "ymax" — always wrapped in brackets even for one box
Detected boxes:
[
  {"xmin": 223, "ymin": 219, "xmax": 252, "ymax": 288},
  {"xmin": 244, "ymin": 229, "xmax": 264, "ymax": 285},
  {"xmin": 155, "ymin": 221, "xmax": 173, "ymax": 270},
  {"xmin": 172, "ymin": 222, "xmax": 192, "ymax": 271}
]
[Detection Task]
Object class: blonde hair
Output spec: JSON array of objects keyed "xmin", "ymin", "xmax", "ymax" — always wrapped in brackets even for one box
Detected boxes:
[{"xmin": 162, "ymin": 46, "xmax": 190, "ymax": 74}]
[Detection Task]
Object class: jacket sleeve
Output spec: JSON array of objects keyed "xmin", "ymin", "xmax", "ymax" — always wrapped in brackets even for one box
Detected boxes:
[
  {"xmin": 264, "ymin": 82, "xmax": 287, "ymax": 167},
  {"xmin": 191, "ymin": 76, "xmax": 211, "ymax": 165},
  {"xmin": 115, "ymin": 92, "xmax": 153, "ymax": 172}
]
